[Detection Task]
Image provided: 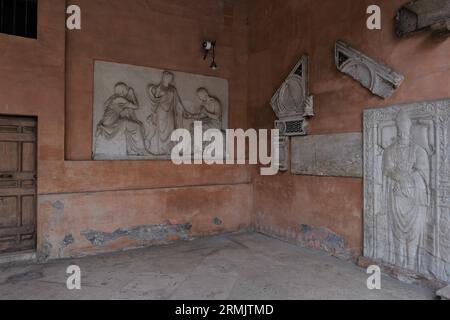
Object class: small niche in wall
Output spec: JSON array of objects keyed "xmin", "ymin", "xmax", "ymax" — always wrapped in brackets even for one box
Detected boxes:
[{"xmin": 0, "ymin": 0, "xmax": 37, "ymax": 39}]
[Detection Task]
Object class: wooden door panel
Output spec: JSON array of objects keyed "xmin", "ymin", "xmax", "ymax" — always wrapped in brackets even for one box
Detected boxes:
[
  {"xmin": 0, "ymin": 180, "xmax": 18, "ymax": 188},
  {"xmin": 0, "ymin": 197, "xmax": 17, "ymax": 226},
  {"xmin": 0, "ymin": 116, "xmax": 36, "ymax": 254},
  {"xmin": 21, "ymin": 180, "xmax": 36, "ymax": 188},
  {"xmin": 0, "ymin": 133, "xmax": 36, "ymax": 142},
  {"xmin": 0, "ymin": 239, "xmax": 34, "ymax": 253},
  {"xmin": 21, "ymin": 196, "xmax": 35, "ymax": 226},
  {"xmin": 0, "ymin": 126, "xmax": 20, "ymax": 133},
  {"xmin": 0, "ymin": 189, "xmax": 36, "ymax": 196},
  {"xmin": 0, "ymin": 142, "xmax": 19, "ymax": 172},
  {"xmin": 22, "ymin": 142, "xmax": 36, "ymax": 172}
]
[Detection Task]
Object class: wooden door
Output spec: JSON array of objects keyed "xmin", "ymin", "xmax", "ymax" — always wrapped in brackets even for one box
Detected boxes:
[{"xmin": 0, "ymin": 116, "xmax": 37, "ymax": 254}]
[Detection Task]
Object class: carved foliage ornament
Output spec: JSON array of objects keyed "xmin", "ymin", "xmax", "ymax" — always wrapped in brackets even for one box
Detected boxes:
[
  {"xmin": 335, "ymin": 40, "xmax": 404, "ymax": 99},
  {"xmin": 271, "ymin": 55, "xmax": 314, "ymax": 137}
]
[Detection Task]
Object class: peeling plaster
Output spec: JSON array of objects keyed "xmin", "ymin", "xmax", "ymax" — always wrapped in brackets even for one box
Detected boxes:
[
  {"xmin": 58, "ymin": 234, "xmax": 75, "ymax": 258},
  {"xmin": 37, "ymin": 234, "xmax": 53, "ymax": 263},
  {"xmin": 256, "ymin": 222, "xmax": 354, "ymax": 260},
  {"xmin": 52, "ymin": 200, "xmax": 64, "ymax": 211},
  {"xmin": 62, "ymin": 234, "xmax": 75, "ymax": 246},
  {"xmin": 296, "ymin": 224, "xmax": 350, "ymax": 259},
  {"xmin": 51, "ymin": 200, "xmax": 65, "ymax": 225},
  {"xmin": 81, "ymin": 223, "xmax": 193, "ymax": 246}
]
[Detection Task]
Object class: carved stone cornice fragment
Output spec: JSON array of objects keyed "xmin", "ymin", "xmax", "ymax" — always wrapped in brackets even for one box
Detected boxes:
[
  {"xmin": 271, "ymin": 55, "xmax": 314, "ymax": 136},
  {"xmin": 395, "ymin": 0, "xmax": 450, "ymax": 38},
  {"xmin": 335, "ymin": 40, "xmax": 404, "ymax": 99}
]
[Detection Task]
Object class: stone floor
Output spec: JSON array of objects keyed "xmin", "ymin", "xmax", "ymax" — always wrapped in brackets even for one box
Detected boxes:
[{"xmin": 0, "ymin": 232, "xmax": 435, "ymax": 300}]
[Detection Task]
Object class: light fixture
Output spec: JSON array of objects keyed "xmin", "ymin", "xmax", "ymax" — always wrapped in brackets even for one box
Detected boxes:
[
  {"xmin": 210, "ymin": 61, "xmax": 218, "ymax": 70},
  {"xmin": 203, "ymin": 40, "xmax": 218, "ymax": 70}
]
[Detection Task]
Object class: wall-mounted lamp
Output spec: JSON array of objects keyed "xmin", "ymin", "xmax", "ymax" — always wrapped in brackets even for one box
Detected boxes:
[{"xmin": 203, "ymin": 40, "xmax": 218, "ymax": 70}]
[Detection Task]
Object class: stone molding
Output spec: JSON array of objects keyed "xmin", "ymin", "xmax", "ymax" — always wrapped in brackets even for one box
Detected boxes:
[
  {"xmin": 395, "ymin": 0, "xmax": 450, "ymax": 38},
  {"xmin": 335, "ymin": 40, "xmax": 404, "ymax": 99},
  {"xmin": 271, "ymin": 55, "xmax": 314, "ymax": 136}
]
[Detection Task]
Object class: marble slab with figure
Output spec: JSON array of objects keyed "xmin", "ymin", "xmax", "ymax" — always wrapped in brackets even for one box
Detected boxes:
[
  {"xmin": 364, "ymin": 99, "xmax": 450, "ymax": 283},
  {"xmin": 92, "ymin": 61, "xmax": 229, "ymax": 160}
]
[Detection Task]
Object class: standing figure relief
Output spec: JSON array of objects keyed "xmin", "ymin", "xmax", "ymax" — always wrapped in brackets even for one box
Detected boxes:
[
  {"xmin": 364, "ymin": 99, "xmax": 450, "ymax": 283},
  {"xmin": 381, "ymin": 110, "xmax": 430, "ymax": 271},
  {"xmin": 146, "ymin": 71, "xmax": 190, "ymax": 155},
  {"xmin": 145, "ymin": 73, "xmax": 224, "ymax": 156}
]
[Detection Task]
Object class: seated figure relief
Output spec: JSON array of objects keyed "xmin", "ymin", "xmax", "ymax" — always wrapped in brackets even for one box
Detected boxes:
[
  {"xmin": 93, "ymin": 66, "xmax": 226, "ymax": 159},
  {"xmin": 184, "ymin": 88, "xmax": 222, "ymax": 131},
  {"xmin": 96, "ymin": 82, "xmax": 147, "ymax": 156},
  {"xmin": 184, "ymin": 87, "xmax": 224, "ymax": 156}
]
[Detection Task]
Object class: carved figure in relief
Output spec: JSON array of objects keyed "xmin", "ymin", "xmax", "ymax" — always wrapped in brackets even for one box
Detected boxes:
[
  {"xmin": 96, "ymin": 82, "xmax": 147, "ymax": 156},
  {"xmin": 381, "ymin": 110, "xmax": 430, "ymax": 270},
  {"xmin": 184, "ymin": 88, "xmax": 222, "ymax": 130},
  {"xmin": 146, "ymin": 71, "xmax": 189, "ymax": 155}
]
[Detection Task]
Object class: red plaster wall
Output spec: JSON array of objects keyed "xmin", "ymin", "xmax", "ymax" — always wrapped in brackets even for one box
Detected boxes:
[
  {"xmin": 2, "ymin": 0, "xmax": 449, "ymax": 260},
  {"xmin": 65, "ymin": 0, "xmax": 249, "ymax": 160},
  {"xmin": 248, "ymin": 0, "xmax": 450, "ymax": 253},
  {"xmin": 0, "ymin": 0, "xmax": 253, "ymax": 259},
  {"xmin": 39, "ymin": 184, "xmax": 252, "ymax": 258}
]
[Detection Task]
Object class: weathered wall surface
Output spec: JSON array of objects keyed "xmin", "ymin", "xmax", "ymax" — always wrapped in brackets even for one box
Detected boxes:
[
  {"xmin": 0, "ymin": 0, "xmax": 252, "ymax": 259},
  {"xmin": 2, "ymin": 0, "xmax": 450, "ymax": 261},
  {"xmin": 66, "ymin": 0, "xmax": 249, "ymax": 160},
  {"xmin": 291, "ymin": 133, "xmax": 363, "ymax": 178},
  {"xmin": 248, "ymin": 0, "xmax": 450, "ymax": 256},
  {"xmin": 39, "ymin": 184, "xmax": 252, "ymax": 259}
]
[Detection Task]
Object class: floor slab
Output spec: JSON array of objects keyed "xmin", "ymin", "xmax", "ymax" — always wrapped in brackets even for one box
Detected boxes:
[{"xmin": 0, "ymin": 232, "xmax": 435, "ymax": 300}]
